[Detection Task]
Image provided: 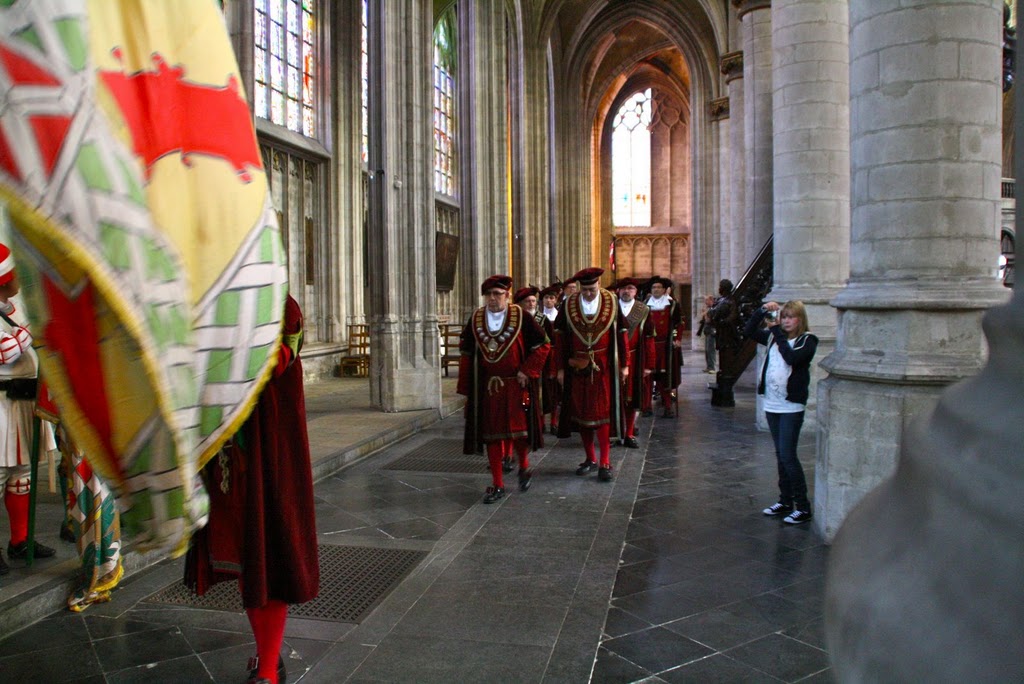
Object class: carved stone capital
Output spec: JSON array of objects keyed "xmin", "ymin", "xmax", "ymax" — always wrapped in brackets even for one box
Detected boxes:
[
  {"xmin": 732, "ymin": 0, "xmax": 771, "ymax": 19},
  {"xmin": 709, "ymin": 96, "xmax": 730, "ymax": 121},
  {"xmin": 720, "ymin": 51, "xmax": 744, "ymax": 82}
]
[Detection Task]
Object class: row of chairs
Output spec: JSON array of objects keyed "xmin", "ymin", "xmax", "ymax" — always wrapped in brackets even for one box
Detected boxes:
[{"xmin": 338, "ymin": 323, "xmax": 463, "ymax": 377}]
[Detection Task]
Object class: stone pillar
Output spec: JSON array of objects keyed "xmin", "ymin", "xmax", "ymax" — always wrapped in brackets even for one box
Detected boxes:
[
  {"xmin": 826, "ymin": 12, "xmax": 1024, "ymax": 672},
  {"xmin": 737, "ymin": 0, "xmax": 773, "ymax": 264},
  {"xmin": 816, "ymin": 0, "xmax": 1007, "ymax": 538},
  {"xmin": 458, "ymin": 0, "xmax": 509, "ymax": 316},
  {"xmin": 722, "ymin": 51, "xmax": 745, "ymax": 283},
  {"xmin": 366, "ymin": 0, "xmax": 440, "ymax": 411},
  {"xmin": 710, "ymin": 97, "xmax": 731, "ymax": 289},
  {"xmin": 769, "ymin": 0, "xmax": 850, "ymax": 412}
]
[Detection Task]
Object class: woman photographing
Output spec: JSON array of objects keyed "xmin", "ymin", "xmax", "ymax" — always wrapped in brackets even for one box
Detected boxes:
[{"xmin": 744, "ymin": 301, "xmax": 818, "ymax": 524}]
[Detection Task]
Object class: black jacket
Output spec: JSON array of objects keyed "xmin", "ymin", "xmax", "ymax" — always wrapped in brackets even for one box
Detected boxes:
[{"xmin": 743, "ymin": 308, "xmax": 818, "ymax": 406}]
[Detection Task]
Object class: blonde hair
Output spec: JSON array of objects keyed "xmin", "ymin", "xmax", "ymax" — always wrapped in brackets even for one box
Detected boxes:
[{"xmin": 780, "ymin": 300, "xmax": 809, "ymax": 337}]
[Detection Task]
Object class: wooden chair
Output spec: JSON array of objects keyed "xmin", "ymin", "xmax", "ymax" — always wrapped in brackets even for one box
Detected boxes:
[
  {"xmin": 439, "ymin": 323, "xmax": 462, "ymax": 377},
  {"xmin": 339, "ymin": 324, "xmax": 370, "ymax": 377}
]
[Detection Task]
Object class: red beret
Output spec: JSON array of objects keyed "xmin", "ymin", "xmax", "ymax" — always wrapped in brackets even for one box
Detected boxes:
[
  {"xmin": 481, "ymin": 274, "xmax": 513, "ymax": 294},
  {"xmin": 571, "ymin": 267, "xmax": 604, "ymax": 286},
  {"xmin": 647, "ymin": 275, "xmax": 673, "ymax": 289},
  {"xmin": 611, "ymin": 277, "xmax": 642, "ymax": 290},
  {"xmin": 540, "ymin": 283, "xmax": 561, "ymax": 298},
  {"xmin": 513, "ymin": 286, "xmax": 539, "ymax": 303}
]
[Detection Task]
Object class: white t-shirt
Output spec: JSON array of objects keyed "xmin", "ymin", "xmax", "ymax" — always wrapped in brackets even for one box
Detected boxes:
[
  {"xmin": 762, "ymin": 339, "xmax": 804, "ymax": 413},
  {"xmin": 581, "ymin": 294, "xmax": 599, "ymax": 316}
]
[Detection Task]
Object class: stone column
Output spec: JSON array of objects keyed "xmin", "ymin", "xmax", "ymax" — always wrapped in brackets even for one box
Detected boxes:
[
  {"xmin": 736, "ymin": 0, "xmax": 773, "ymax": 264},
  {"xmin": 769, "ymin": 0, "xmax": 850, "ymax": 411},
  {"xmin": 816, "ymin": 0, "xmax": 1007, "ymax": 538},
  {"xmin": 366, "ymin": 0, "xmax": 440, "ymax": 411},
  {"xmin": 722, "ymin": 51, "xmax": 746, "ymax": 283},
  {"xmin": 710, "ymin": 97, "xmax": 731, "ymax": 289},
  {"xmin": 458, "ymin": 0, "xmax": 509, "ymax": 317}
]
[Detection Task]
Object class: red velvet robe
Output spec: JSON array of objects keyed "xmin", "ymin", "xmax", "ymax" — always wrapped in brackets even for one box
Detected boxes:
[
  {"xmin": 457, "ymin": 304, "xmax": 550, "ymax": 454},
  {"xmin": 554, "ymin": 290, "xmax": 629, "ymax": 435},
  {"xmin": 647, "ymin": 297, "xmax": 685, "ymax": 389},
  {"xmin": 185, "ymin": 296, "xmax": 319, "ymax": 608},
  {"xmin": 620, "ymin": 300, "xmax": 656, "ymax": 412}
]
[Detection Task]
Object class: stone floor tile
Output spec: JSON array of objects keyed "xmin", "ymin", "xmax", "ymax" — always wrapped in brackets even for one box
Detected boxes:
[
  {"xmin": 105, "ymin": 653, "xmax": 214, "ymax": 683},
  {"xmin": 725, "ymin": 633, "xmax": 831, "ymax": 682},
  {"xmin": 603, "ymin": 625, "xmax": 715, "ymax": 674},
  {"xmin": 658, "ymin": 653, "xmax": 783, "ymax": 683},
  {"xmin": 663, "ymin": 605, "xmax": 783, "ymax": 652},
  {"xmin": 603, "ymin": 606, "xmax": 653, "ymax": 638},
  {"xmin": 591, "ymin": 646, "xmax": 655, "ymax": 683},
  {"xmin": 0, "ymin": 641, "xmax": 102, "ymax": 681},
  {"xmin": 90, "ymin": 625, "xmax": 195, "ymax": 673}
]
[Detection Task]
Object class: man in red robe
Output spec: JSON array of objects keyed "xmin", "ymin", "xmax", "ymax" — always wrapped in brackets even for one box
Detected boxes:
[
  {"xmin": 614, "ymin": 278, "xmax": 655, "ymax": 448},
  {"xmin": 458, "ymin": 275, "xmax": 550, "ymax": 503},
  {"xmin": 539, "ymin": 283, "xmax": 562, "ymax": 435},
  {"xmin": 186, "ymin": 295, "xmax": 319, "ymax": 684},
  {"xmin": 555, "ymin": 268, "xmax": 629, "ymax": 481},
  {"xmin": 644, "ymin": 276, "xmax": 685, "ymax": 418}
]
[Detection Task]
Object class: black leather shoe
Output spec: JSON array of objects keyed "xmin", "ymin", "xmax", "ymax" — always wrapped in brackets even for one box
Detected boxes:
[
  {"xmin": 598, "ymin": 466, "xmax": 613, "ymax": 482},
  {"xmin": 0, "ymin": 552, "xmax": 8, "ymax": 576},
  {"xmin": 622, "ymin": 437, "xmax": 639, "ymax": 449},
  {"xmin": 550, "ymin": 425, "xmax": 559, "ymax": 436},
  {"xmin": 641, "ymin": 410, "xmax": 653, "ymax": 417},
  {"xmin": 501, "ymin": 457, "xmax": 514, "ymax": 474},
  {"xmin": 483, "ymin": 486, "xmax": 506, "ymax": 504},
  {"xmin": 575, "ymin": 461, "xmax": 596, "ymax": 476},
  {"xmin": 7, "ymin": 540, "xmax": 57, "ymax": 560},
  {"xmin": 662, "ymin": 407, "xmax": 676, "ymax": 418},
  {"xmin": 518, "ymin": 468, "xmax": 533, "ymax": 492},
  {"xmin": 247, "ymin": 655, "xmax": 286, "ymax": 682},
  {"xmin": 59, "ymin": 521, "xmax": 76, "ymax": 544}
]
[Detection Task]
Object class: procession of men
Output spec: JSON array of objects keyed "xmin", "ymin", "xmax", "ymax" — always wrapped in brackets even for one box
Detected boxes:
[{"xmin": 457, "ymin": 268, "xmax": 687, "ymax": 502}]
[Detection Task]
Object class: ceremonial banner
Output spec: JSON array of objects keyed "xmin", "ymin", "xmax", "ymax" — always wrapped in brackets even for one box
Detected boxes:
[{"xmin": 0, "ymin": 0, "xmax": 288, "ymax": 554}]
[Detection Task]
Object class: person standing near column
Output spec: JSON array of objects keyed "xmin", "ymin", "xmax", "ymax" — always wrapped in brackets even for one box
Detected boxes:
[
  {"xmin": 615, "ymin": 278, "xmax": 654, "ymax": 448},
  {"xmin": 458, "ymin": 276, "xmax": 550, "ymax": 503},
  {"xmin": 0, "ymin": 242, "xmax": 56, "ymax": 575},
  {"xmin": 644, "ymin": 276, "xmax": 684, "ymax": 418},
  {"xmin": 555, "ymin": 268, "xmax": 629, "ymax": 482},
  {"xmin": 745, "ymin": 300, "xmax": 818, "ymax": 524}
]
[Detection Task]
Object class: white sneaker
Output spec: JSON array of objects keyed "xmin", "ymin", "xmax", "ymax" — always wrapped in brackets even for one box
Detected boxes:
[
  {"xmin": 763, "ymin": 502, "xmax": 793, "ymax": 516},
  {"xmin": 783, "ymin": 510, "xmax": 812, "ymax": 525}
]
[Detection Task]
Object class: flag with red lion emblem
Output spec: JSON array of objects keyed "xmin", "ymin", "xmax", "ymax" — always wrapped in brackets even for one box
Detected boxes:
[{"xmin": 0, "ymin": 0, "xmax": 288, "ymax": 554}]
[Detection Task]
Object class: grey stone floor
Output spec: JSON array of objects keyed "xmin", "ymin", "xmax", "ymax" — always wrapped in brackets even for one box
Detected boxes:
[{"xmin": 0, "ymin": 355, "xmax": 832, "ymax": 683}]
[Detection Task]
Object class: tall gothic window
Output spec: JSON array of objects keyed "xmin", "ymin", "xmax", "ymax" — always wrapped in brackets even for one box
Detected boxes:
[
  {"xmin": 433, "ymin": 10, "xmax": 457, "ymax": 197},
  {"xmin": 254, "ymin": 0, "xmax": 317, "ymax": 138},
  {"xmin": 612, "ymin": 89, "xmax": 653, "ymax": 227},
  {"xmin": 360, "ymin": 0, "xmax": 368, "ymax": 164}
]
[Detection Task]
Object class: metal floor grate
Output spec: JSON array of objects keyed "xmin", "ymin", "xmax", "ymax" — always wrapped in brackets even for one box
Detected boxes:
[
  {"xmin": 145, "ymin": 544, "xmax": 426, "ymax": 623},
  {"xmin": 383, "ymin": 438, "xmax": 489, "ymax": 473}
]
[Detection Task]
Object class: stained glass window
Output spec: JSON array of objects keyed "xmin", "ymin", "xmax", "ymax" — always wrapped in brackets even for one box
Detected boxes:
[
  {"xmin": 255, "ymin": 0, "xmax": 316, "ymax": 138},
  {"xmin": 433, "ymin": 11, "xmax": 456, "ymax": 196},
  {"xmin": 612, "ymin": 89, "xmax": 653, "ymax": 227},
  {"xmin": 361, "ymin": 0, "xmax": 368, "ymax": 164}
]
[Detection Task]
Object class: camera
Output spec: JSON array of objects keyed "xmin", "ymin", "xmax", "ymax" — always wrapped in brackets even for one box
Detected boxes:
[{"xmin": 765, "ymin": 310, "xmax": 778, "ymax": 322}]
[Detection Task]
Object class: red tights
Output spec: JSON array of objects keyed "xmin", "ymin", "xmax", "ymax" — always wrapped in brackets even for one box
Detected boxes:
[
  {"xmin": 5, "ymin": 491, "xmax": 28, "ymax": 545},
  {"xmin": 245, "ymin": 597, "xmax": 288, "ymax": 684},
  {"xmin": 487, "ymin": 439, "xmax": 529, "ymax": 488},
  {"xmin": 579, "ymin": 424, "xmax": 611, "ymax": 468}
]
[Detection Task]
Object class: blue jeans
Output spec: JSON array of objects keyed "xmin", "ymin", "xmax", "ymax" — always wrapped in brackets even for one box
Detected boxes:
[{"xmin": 766, "ymin": 411, "xmax": 809, "ymax": 510}]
